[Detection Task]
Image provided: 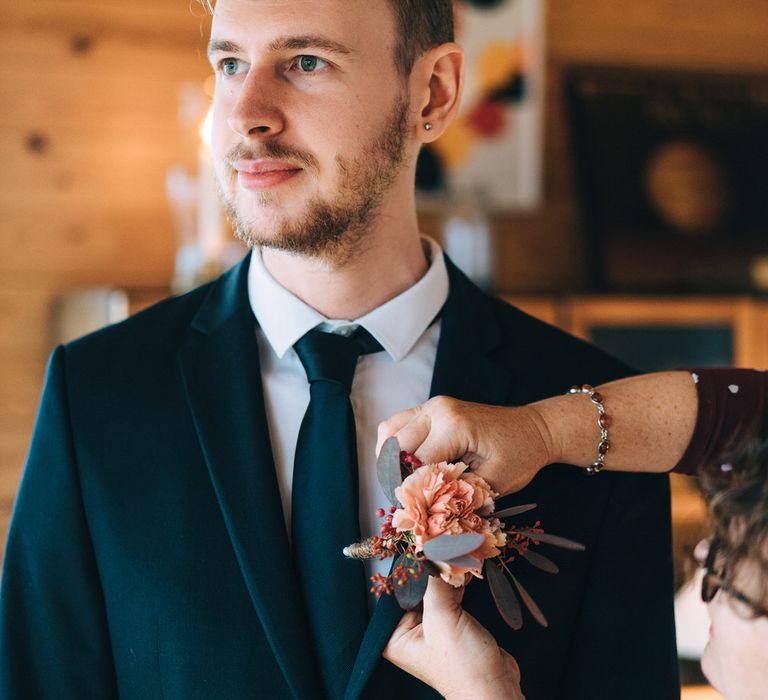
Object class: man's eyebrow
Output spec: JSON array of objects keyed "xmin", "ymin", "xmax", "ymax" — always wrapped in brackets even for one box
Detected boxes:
[
  {"xmin": 207, "ymin": 35, "xmax": 353, "ymax": 60},
  {"xmin": 268, "ymin": 35, "xmax": 352, "ymax": 55},
  {"xmin": 207, "ymin": 40, "xmax": 245, "ymax": 57}
]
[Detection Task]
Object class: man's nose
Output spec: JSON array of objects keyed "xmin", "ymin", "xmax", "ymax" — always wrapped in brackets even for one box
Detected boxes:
[{"xmin": 227, "ymin": 70, "xmax": 285, "ymax": 138}]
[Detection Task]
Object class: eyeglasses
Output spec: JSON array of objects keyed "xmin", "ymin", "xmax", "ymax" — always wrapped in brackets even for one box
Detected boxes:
[{"xmin": 700, "ymin": 538, "xmax": 768, "ymax": 620}]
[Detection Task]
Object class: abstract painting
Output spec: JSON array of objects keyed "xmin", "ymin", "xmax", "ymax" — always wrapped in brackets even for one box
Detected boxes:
[{"xmin": 417, "ymin": 0, "xmax": 545, "ymax": 211}]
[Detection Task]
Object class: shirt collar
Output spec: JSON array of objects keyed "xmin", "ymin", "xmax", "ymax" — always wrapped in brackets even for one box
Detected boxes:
[{"xmin": 248, "ymin": 237, "xmax": 448, "ymax": 362}]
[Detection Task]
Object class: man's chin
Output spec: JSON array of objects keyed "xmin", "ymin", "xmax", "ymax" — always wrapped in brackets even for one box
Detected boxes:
[
  {"xmin": 225, "ymin": 201, "xmax": 300, "ymax": 246},
  {"xmin": 227, "ymin": 213, "xmax": 320, "ymax": 255},
  {"xmin": 223, "ymin": 182, "xmax": 374, "ymax": 260},
  {"xmin": 230, "ymin": 221, "xmax": 292, "ymax": 250}
]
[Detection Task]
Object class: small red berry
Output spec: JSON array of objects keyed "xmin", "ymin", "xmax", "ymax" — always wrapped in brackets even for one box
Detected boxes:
[
  {"xmin": 403, "ymin": 454, "xmax": 423, "ymax": 468},
  {"xmin": 376, "ymin": 508, "xmax": 385, "ymax": 518}
]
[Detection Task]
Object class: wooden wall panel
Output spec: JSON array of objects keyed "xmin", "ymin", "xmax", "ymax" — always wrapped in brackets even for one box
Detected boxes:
[
  {"xmin": 549, "ymin": 1, "xmax": 768, "ymax": 70},
  {"xmin": 0, "ymin": 0, "xmax": 212, "ymax": 563}
]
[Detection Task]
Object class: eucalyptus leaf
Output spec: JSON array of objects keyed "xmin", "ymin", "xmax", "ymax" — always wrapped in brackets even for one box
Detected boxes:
[
  {"xmin": 511, "ymin": 574, "xmax": 548, "ymax": 628},
  {"xmin": 521, "ymin": 549, "xmax": 559, "ymax": 574},
  {"xmin": 393, "ymin": 554, "xmax": 428, "ymax": 610},
  {"xmin": 494, "ymin": 503, "xmax": 537, "ymax": 519},
  {"xmin": 519, "ymin": 530, "xmax": 586, "ymax": 551},
  {"xmin": 444, "ymin": 554, "xmax": 482, "ymax": 569},
  {"xmin": 376, "ymin": 436, "xmax": 402, "ymax": 507},
  {"xmin": 485, "ymin": 560, "xmax": 522, "ymax": 630},
  {"xmin": 422, "ymin": 533, "xmax": 485, "ymax": 562}
]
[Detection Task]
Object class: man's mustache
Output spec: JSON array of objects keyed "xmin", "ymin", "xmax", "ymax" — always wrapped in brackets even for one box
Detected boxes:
[{"xmin": 224, "ymin": 142, "xmax": 319, "ymax": 171}]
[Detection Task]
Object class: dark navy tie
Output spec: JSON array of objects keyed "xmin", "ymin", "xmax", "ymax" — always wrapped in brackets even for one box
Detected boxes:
[{"xmin": 292, "ymin": 327, "xmax": 383, "ymax": 700}]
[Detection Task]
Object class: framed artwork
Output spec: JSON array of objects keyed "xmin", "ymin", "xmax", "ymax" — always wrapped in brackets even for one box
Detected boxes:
[
  {"xmin": 417, "ymin": 0, "xmax": 545, "ymax": 211},
  {"xmin": 566, "ymin": 66, "xmax": 768, "ymax": 292}
]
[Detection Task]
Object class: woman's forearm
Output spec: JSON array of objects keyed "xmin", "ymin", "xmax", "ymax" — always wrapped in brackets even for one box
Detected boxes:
[
  {"xmin": 530, "ymin": 371, "xmax": 698, "ymax": 473},
  {"xmin": 380, "ymin": 368, "xmax": 765, "ymax": 495}
]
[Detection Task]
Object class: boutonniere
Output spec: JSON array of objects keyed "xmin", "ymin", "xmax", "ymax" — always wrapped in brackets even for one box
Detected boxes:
[{"xmin": 344, "ymin": 438, "xmax": 585, "ymax": 629}]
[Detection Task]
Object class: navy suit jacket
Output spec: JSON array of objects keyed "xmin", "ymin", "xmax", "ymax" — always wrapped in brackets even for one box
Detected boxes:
[{"xmin": 1, "ymin": 253, "xmax": 679, "ymax": 699}]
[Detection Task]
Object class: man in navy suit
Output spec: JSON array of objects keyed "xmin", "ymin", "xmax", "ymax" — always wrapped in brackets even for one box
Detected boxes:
[{"xmin": 0, "ymin": 1, "xmax": 679, "ymax": 698}]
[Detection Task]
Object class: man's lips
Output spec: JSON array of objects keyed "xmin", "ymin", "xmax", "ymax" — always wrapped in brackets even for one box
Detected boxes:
[{"xmin": 232, "ymin": 159, "xmax": 303, "ymax": 190}]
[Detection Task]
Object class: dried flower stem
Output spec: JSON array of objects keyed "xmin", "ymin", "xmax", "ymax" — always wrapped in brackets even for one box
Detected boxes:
[{"xmin": 343, "ymin": 538, "xmax": 376, "ymax": 560}]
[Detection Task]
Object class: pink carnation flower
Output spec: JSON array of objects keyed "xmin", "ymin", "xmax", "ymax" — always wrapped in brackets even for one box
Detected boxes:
[{"xmin": 392, "ymin": 461, "xmax": 505, "ymax": 586}]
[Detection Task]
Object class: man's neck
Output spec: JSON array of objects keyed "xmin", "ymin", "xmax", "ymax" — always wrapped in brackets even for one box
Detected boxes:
[{"xmin": 260, "ymin": 211, "xmax": 429, "ymax": 321}]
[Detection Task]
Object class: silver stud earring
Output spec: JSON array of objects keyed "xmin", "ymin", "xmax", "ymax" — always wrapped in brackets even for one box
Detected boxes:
[{"xmin": 424, "ymin": 122, "xmax": 433, "ymax": 131}]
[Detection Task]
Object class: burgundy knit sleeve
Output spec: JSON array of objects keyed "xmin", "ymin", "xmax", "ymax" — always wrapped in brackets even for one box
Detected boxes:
[{"xmin": 673, "ymin": 369, "xmax": 768, "ymax": 476}]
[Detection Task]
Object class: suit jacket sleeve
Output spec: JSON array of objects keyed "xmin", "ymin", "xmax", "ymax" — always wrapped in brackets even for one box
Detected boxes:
[{"xmin": 0, "ymin": 346, "xmax": 118, "ymax": 699}]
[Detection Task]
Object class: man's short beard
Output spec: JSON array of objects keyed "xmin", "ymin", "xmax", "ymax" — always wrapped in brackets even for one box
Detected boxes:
[{"xmin": 221, "ymin": 92, "xmax": 410, "ymax": 264}]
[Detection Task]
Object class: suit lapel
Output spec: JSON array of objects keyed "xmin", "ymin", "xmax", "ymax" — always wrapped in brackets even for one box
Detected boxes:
[
  {"xmin": 428, "ymin": 257, "xmax": 515, "ymax": 405},
  {"xmin": 345, "ymin": 256, "xmax": 516, "ymax": 700},
  {"xmin": 178, "ymin": 255, "xmax": 322, "ymax": 700}
]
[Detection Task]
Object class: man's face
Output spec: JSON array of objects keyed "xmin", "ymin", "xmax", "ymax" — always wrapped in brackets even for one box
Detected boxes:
[{"xmin": 208, "ymin": 0, "xmax": 413, "ymax": 260}]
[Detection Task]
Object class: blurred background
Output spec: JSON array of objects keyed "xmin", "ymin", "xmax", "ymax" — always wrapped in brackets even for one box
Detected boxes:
[{"xmin": 2, "ymin": 1, "xmax": 768, "ymax": 697}]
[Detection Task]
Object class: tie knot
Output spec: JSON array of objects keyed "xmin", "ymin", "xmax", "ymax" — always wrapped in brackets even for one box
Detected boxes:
[{"xmin": 293, "ymin": 328, "xmax": 382, "ymax": 391}]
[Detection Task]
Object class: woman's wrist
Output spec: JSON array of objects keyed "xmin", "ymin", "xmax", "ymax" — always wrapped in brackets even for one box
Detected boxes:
[
  {"xmin": 528, "ymin": 393, "xmax": 597, "ymax": 468},
  {"xmin": 526, "ymin": 400, "xmax": 564, "ymax": 466}
]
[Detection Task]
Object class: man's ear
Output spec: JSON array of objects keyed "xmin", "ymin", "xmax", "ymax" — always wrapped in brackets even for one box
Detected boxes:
[{"xmin": 411, "ymin": 43, "xmax": 464, "ymax": 143}]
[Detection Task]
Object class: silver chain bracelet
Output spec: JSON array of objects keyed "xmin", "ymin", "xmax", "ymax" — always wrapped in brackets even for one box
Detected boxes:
[{"xmin": 567, "ymin": 384, "xmax": 611, "ymax": 475}]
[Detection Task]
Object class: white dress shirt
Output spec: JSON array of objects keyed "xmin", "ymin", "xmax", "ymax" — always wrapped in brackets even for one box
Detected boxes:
[{"xmin": 248, "ymin": 238, "xmax": 449, "ymax": 585}]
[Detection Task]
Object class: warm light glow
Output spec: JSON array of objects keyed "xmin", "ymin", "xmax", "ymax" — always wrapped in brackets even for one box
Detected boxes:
[
  {"xmin": 199, "ymin": 104, "xmax": 214, "ymax": 150},
  {"xmin": 680, "ymin": 686, "xmax": 723, "ymax": 699}
]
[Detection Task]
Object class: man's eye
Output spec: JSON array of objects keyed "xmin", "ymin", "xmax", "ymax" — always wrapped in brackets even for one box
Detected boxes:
[
  {"xmin": 218, "ymin": 58, "xmax": 242, "ymax": 77},
  {"xmin": 295, "ymin": 56, "xmax": 329, "ymax": 73}
]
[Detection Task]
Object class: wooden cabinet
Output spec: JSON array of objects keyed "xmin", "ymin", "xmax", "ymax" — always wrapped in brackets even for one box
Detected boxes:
[{"xmin": 505, "ymin": 295, "xmax": 768, "ymax": 370}]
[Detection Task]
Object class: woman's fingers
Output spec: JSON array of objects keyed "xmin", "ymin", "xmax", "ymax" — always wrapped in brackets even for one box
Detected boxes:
[
  {"xmin": 377, "ymin": 397, "xmax": 475, "ymax": 464},
  {"xmin": 378, "ymin": 398, "xmax": 551, "ymax": 497},
  {"xmin": 502, "ymin": 650, "xmax": 522, "ymax": 684},
  {"xmin": 384, "ymin": 575, "xmax": 525, "ymax": 700},
  {"xmin": 385, "ymin": 609, "xmax": 421, "ymax": 647},
  {"xmin": 376, "ymin": 406, "xmax": 424, "ymax": 456},
  {"xmin": 423, "ymin": 575, "xmax": 464, "ymax": 613},
  {"xmin": 382, "ymin": 609, "xmax": 424, "ymax": 671}
]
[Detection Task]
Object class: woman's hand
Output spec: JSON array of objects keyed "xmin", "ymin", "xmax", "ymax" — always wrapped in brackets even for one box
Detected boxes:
[
  {"xmin": 383, "ymin": 576, "xmax": 525, "ymax": 700},
  {"xmin": 377, "ymin": 396, "xmax": 554, "ymax": 496},
  {"xmin": 378, "ymin": 371, "xmax": 702, "ymax": 495}
]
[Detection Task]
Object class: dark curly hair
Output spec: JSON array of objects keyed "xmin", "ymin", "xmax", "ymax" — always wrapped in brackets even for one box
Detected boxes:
[
  {"xmin": 197, "ymin": 1, "xmax": 455, "ymax": 78},
  {"xmin": 700, "ymin": 408, "xmax": 768, "ymax": 614}
]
